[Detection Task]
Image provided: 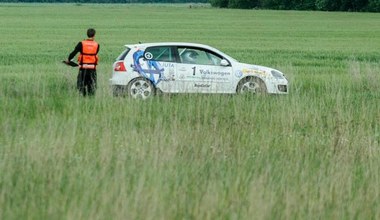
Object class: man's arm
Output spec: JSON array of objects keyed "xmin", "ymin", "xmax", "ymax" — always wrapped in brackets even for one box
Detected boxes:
[{"xmin": 67, "ymin": 42, "xmax": 82, "ymax": 61}]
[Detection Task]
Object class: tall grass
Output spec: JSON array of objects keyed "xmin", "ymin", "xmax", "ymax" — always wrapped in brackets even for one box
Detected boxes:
[{"xmin": 0, "ymin": 3, "xmax": 380, "ymax": 220}]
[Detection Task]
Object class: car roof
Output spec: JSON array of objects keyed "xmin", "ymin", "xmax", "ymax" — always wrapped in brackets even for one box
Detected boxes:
[
  {"xmin": 124, "ymin": 42, "xmax": 236, "ymax": 61},
  {"xmin": 124, "ymin": 42, "xmax": 214, "ymax": 49}
]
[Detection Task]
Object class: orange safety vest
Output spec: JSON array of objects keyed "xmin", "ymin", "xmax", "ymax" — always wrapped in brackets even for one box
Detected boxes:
[{"xmin": 78, "ymin": 39, "xmax": 99, "ymax": 69}]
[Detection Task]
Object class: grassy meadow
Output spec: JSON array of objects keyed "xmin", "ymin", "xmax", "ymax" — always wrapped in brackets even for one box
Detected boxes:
[{"xmin": 1, "ymin": 3, "xmax": 380, "ymax": 219}]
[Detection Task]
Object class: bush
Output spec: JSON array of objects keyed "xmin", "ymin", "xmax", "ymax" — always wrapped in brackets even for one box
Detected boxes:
[
  {"xmin": 367, "ymin": 0, "xmax": 380, "ymax": 11},
  {"xmin": 210, "ymin": 0, "xmax": 229, "ymax": 7}
]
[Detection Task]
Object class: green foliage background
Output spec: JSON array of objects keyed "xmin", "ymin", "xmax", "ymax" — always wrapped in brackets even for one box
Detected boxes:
[
  {"xmin": 1, "ymin": 0, "xmax": 380, "ymax": 12},
  {"xmin": 0, "ymin": 3, "xmax": 380, "ymax": 219},
  {"xmin": 210, "ymin": 0, "xmax": 380, "ymax": 11}
]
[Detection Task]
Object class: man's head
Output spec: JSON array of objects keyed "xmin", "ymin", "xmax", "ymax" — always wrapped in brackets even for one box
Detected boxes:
[
  {"xmin": 183, "ymin": 50, "xmax": 199, "ymax": 63},
  {"xmin": 87, "ymin": 28, "xmax": 96, "ymax": 38}
]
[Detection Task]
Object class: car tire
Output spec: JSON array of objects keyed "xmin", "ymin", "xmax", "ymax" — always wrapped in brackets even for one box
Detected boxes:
[
  {"xmin": 127, "ymin": 77, "xmax": 156, "ymax": 99},
  {"xmin": 237, "ymin": 77, "xmax": 267, "ymax": 94}
]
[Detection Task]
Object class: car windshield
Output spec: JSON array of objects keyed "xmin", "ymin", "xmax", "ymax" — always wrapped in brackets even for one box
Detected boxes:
[{"xmin": 210, "ymin": 47, "xmax": 238, "ymax": 63}]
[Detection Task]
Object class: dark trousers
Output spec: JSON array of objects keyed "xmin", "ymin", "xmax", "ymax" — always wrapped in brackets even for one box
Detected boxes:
[{"xmin": 77, "ymin": 69, "xmax": 97, "ymax": 96}]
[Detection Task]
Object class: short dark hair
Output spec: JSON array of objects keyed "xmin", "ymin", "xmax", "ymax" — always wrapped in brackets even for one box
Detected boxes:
[{"xmin": 87, "ymin": 28, "xmax": 96, "ymax": 38}]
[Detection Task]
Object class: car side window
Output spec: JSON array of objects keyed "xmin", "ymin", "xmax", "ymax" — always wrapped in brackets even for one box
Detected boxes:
[
  {"xmin": 145, "ymin": 46, "xmax": 175, "ymax": 62},
  {"xmin": 207, "ymin": 53, "xmax": 224, "ymax": 66},
  {"xmin": 178, "ymin": 47, "xmax": 224, "ymax": 66},
  {"xmin": 116, "ymin": 48, "xmax": 130, "ymax": 61}
]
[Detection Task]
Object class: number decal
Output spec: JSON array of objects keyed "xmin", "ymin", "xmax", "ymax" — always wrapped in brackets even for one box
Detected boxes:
[
  {"xmin": 192, "ymin": 66, "xmax": 196, "ymax": 76},
  {"xmin": 144, "ymin": 52, "xmax": 153, "ymax": 60}
]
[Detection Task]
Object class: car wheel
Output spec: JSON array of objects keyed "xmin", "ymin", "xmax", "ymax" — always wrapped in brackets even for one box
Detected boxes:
[
  {"xmin": 237, "ymin": 77, "xmax": 267, "ymax": 94},
  {"xmin": 127, "ymin": 77, "xmax": 155, "ymax": 99}
]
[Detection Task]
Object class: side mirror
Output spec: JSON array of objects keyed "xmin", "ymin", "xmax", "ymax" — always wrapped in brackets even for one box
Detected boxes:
[{"xmin": 220, "ymin": 59, "xmax": 230, "ymax": 66}]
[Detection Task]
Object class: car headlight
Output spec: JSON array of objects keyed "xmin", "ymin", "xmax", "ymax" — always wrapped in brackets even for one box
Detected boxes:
[{"xmin": 271, "ymin": 70, "xmax": 285, "ymax": 79}]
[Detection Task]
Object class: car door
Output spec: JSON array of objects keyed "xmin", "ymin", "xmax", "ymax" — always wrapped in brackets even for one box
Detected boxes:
[
  {"xmin": 142, "ymin": 46, "xmax": 178, "ymax": 93},
  {"xmin": 176, "ymin": 47, "xmax": 234, "ymax": 93}
]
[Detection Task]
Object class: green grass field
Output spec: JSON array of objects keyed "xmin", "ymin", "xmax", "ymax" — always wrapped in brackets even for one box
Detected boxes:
[{"xmin": 1, "ymin": 3, "xmax": 380, "ymax": 219}]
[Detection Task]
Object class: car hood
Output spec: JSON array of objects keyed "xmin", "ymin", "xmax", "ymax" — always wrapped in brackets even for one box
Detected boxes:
[
  {"xmin": 234, "ymin": 62, "xmax": 287, "ymax": 81},
  {"xmin": 240, "ymin": 63, "xmax": 275, "ymax": 72}
]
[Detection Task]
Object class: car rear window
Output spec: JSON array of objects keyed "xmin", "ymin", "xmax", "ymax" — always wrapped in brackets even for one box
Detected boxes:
[{"xmin": 116, "ymin": 48, "xmax": 131, "ymax": 61}]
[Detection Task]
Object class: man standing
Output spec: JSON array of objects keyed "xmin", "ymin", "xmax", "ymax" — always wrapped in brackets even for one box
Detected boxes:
[{"xmin": 66, "ymin": 28, "xmax": 100, "ymax": 96}]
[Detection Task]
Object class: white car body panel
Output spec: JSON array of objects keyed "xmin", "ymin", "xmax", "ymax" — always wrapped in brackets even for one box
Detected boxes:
[{"xmin": 110, "ymin": 42, "xmax": 288, "ymax": 95}]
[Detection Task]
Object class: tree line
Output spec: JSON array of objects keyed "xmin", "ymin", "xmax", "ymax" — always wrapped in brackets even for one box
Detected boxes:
[
  {"xmin": 210, "ymin": 0, "xmax": 380, "ymax": 12},
  {"xmin": 1, "ymin": 0, "xmax": 379, "ymax": 12}
]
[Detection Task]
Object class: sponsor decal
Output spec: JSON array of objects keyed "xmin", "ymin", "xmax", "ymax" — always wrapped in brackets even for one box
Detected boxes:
[
  {"xmin": 199, "ymin": 69, "xmax": 231, "ymax": 77},
  {"xmin": 198, "ymin": 69, "xmax": 231, "ymax": 81},
  {"xmin": 188, "ymin": 75, "xmax": 202, "ymax": 79},
  {"xmin": 187, "ymin": 75, "xmax": 228, "ymax": 81},
  {"xmin": 194, "ymin": 83, "xmax": 211, "ymax": 88},
  {"xmin": 235, "ymin": 70, "xmax": 243, "ymax": 78},
  {"xmin": 161, "ymin": 74, "xmax": 175, "ymax": 81},
  {"xmin": 144, "ymin": 52, "xmax": 153, "ymax": 60},
  {"xmin": 169, "ymin": 68, "xmax": 175, "ymax": 76},
  {"xmin": 159, "ymin": 62, "xmax": 175, "ymax": 68},
  {"xmin": 132, "ymin": 50, "xmax": 165, "ymax": 85},
  {"xmin": 241, "ymin": 68, "xmax": 267, "ymax": 76},
  {"xmin": 201, "ymin": 76, "xmax": 229, "ymax": 81},
  {"xmin": 159, "ymin": 62, "xmax": 175, "ymax": 81}
]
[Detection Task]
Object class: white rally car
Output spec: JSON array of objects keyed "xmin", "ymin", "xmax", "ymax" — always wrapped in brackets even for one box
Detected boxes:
[{"xmin": 110, "ymin": 42, "xmax": 288, "ymax": 99}]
